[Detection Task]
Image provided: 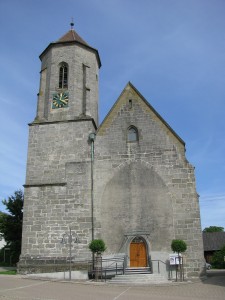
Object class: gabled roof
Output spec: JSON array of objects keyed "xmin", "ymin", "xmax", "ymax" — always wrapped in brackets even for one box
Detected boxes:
[
  {"xmin": 98, "ymin": 82, "xmax": 185, "ymax": 146},
  {"xmin": 39, "ymin": 28, "xmax": 101, "ymax": 67},
  {"xmin": 203, "ymin": 232, "xmax": 225, "ymax": 251}
]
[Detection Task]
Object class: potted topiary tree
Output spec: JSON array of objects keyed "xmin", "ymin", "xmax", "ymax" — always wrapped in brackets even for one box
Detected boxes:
[
  {"xmin": 171, "ymin": 239, "xmax": 187, "ymax": 281},
  {"xmin": 89, "ymin": 239, "xmax": 106, "ymax": 255},
  {"xmin": 89, "ymin": 239, "xmax": 106, "ymax": 281}
]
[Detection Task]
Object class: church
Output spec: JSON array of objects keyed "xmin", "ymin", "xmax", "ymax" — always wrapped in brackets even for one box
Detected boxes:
[{"xmin": 18, "ymin": 24, "xmax": 205, "ymax": 279}]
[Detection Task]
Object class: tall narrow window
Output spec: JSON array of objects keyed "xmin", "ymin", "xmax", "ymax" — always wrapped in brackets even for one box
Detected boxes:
[
  {"xmin": 128, "ymin": 99, "xmax": 133, "ymax": 109},
  {"xmin": 59, "ymin": 63, "xmax": 68, "ymax": 89},
  {"xmin": 127, "ymin": 126, "xmax": 138, "ymax": 142}
]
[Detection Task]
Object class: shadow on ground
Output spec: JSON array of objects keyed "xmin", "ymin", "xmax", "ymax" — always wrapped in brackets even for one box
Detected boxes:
[{"xmin": 201, "ymin": 269, "xmax": 225, "ymax": 287}]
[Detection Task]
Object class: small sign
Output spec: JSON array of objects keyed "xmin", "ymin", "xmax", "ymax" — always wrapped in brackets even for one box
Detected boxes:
[{"xmin": 169, "ymin": 254, "xmax": 182, "ymax": 265}]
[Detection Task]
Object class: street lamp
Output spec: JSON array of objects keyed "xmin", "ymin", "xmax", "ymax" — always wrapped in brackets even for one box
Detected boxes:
[
  {"xmin": 89, "ymin": 132, "xmax": 96, "ymax": 272},
  {"xmin": 61, "ymin": 228, "xmax": 79, "ymax": 280},
  {"xmin": 88, "ymin": 132, "xmax": 96, "ymax": 242}
]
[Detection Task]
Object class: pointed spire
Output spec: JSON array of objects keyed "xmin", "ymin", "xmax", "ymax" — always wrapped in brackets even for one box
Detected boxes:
[
  {"xmin": 39, "ymin": 23, "xmax": 101, "ymax": 68},
  {"xmin": 56, "ymin": 22, "xmax": 89, "ymax": 46},
  {"xmin": 70, "ymin": 17, "xmax": 74, "ymax": 30}
]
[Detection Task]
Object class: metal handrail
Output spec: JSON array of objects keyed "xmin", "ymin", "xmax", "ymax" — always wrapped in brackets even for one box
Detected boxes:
[
  {"xmin": 151, "ymin": 259, "xmax": 167, "ymax": 274},
  {"xmin": 88, "ymin": 256, "xmax": 126, "ymax": 280}
]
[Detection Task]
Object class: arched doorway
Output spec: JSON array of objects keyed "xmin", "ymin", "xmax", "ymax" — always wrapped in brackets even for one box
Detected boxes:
[{"xmin": 130, "ymin": 237, "xmax": 147, "ymax": 267}]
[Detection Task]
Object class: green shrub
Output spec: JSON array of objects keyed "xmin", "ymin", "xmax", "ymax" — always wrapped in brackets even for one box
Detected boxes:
[
  {"xmin": 211, "ymin": 245, "xmax": 225, "ymax": 269},
  {"xmin": 88, "ymin": 239, "xmax": 106, "ymax": 254},
  {"xmin": 171, "ymin": 239, "xmax": 187, "ymax": 254}
]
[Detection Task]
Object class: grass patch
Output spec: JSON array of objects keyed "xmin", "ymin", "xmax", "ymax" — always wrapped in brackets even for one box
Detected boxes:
[{"xmin": 0, "ymin": 270, "xmax": 17, "ymax": 275}]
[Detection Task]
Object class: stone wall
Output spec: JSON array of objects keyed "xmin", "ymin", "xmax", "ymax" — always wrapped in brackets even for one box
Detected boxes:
[
  {"xmin": 19, "ymin": 119, "xmax": 96, "ymax": 272},
  {"xmin": 20, "ymin": 71, "xmax": 204, "ymax": 277},
  {"xmin": 94, "ymin": 83, "xmax": 205, "ymax": 278},
  {"xmin": 19, "ymin": 83, "xmax": 205, "ymax": 278}
]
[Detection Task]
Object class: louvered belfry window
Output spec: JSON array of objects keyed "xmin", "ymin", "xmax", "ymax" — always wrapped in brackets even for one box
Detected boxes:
[{"xmin": 59, "ymin": 63, "xmax": 68, "ymax": 89}]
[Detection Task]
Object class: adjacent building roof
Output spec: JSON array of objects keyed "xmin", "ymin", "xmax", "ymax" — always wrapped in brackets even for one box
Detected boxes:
[{"xmin": 203, "ymin": 232, "xmax": 225, "ymax": 251}]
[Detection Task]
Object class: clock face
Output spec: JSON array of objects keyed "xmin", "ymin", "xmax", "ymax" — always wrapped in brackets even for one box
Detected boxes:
[{"xmin": 52, "ymin": 92, "xmax": 69, "ymax": 109}]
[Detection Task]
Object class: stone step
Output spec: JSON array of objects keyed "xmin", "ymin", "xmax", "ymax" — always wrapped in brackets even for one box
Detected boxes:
[
  {"xmin": 109, "ymin": 273, "xmax": 169, "ymax": 285},
  {"xmin": 125, "ymin": 267, "xmax": 151, "ymax": 274}
]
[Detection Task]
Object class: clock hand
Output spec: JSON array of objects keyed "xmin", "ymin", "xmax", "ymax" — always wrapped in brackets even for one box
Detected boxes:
[{"xmin": 60, "ymin": 99, "xmax": 68, "ymax": 104}]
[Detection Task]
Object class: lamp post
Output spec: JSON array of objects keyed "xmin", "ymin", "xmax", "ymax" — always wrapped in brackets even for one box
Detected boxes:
[
  {"xmin": 61, "ymin": 228, "xmax": 79, "ymax": 280},
  {"xmin": 89, "ymin": 132, "xmax": 96, "ymax": 242},
  {"xmin": 89, "ymin": 132, "xmax": 96, "ymax": 273}
]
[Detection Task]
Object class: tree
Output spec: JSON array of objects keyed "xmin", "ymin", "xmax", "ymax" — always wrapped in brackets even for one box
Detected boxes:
[
  {"xmin": 203, "ymin": 226, "xmax": 224, "ymax": 232},
  {"xmin": 171, "ymin": 239, "xmax": 187, "ymax": 254},
  {"xmin": 89, "ymin": 239, "xmax": 106, "ymax": 281},
  {"xmin": 171, "ymin": 239, "xmax": 187, "ymax": 281},
  {"xmin": 211, "ymin": 245, "xmax": 225, "ymax": 269},
  {"xmin": 89, "ymin": 239, "xmax": 106, "ymax": 254},
  {"xmin": 0, "ymin": 190, "xmax": 23, "ymax": 264}
]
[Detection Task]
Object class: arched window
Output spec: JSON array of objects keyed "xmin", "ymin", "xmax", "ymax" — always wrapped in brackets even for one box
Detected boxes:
[
  {"xmin": 59, "ymin": 62, "xmax": 68, "ymax": 89},
  {"xmin": 127, "ymin": 126, "xmax": 138, "ymax": 142}
]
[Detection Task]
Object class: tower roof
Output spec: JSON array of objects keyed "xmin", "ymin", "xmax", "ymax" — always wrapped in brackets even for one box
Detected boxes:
[
  {"xmin": 57, "ymin": 28, "xmax": 89, "ymax": 46},
  {"xmin": 39, "ymin": 26, "xmax": 101, "ymax": 67}
]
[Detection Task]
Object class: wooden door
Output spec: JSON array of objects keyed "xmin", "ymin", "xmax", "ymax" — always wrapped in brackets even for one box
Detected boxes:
[{"xmin": 130, "ymin": 241, "xmax": 147, "ymax": 267}]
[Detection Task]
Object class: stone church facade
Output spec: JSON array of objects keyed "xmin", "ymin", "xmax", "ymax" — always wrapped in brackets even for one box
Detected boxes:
[{"xmin": 18, "ymin": 25, "xmax": 205, "ymax": 278}]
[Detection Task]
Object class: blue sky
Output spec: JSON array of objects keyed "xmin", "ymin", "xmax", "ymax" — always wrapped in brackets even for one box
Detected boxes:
[{"xmin": 0, "ymin": 0, "xmax": 224, "ymax": 230}]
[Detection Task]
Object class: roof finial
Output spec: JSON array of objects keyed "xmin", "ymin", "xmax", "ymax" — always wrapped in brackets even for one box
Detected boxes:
[{"xmin": 70, "ymin": 17, "xmax": 74, "ymax": 30}]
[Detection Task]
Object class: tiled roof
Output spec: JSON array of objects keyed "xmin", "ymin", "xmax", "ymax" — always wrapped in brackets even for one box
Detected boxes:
[
  {"xmin": 57, "ymin": 29, "xmax": 89, "ymax": 46},
  {"xmin": 39, "ymin": 28, "xmax": 101, "ymax": 67},
  {"xmin": 203, "ymin": 232, "xmax": 225, "ymax": 251}
]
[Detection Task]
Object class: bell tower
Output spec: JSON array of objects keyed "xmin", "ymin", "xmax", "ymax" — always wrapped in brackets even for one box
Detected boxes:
[
  {"xmin": 18, "ymin": 24, "xmax": 101, "ymax": 273},
  {"xmin": 36, "ymin": 22, "xmax": 101, "ymax": 125}
]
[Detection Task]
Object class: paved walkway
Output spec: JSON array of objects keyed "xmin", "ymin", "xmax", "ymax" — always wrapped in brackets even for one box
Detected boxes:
[{"xmin": 0, "ymin": 270, "xmax": 224, "ymax": 300}]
